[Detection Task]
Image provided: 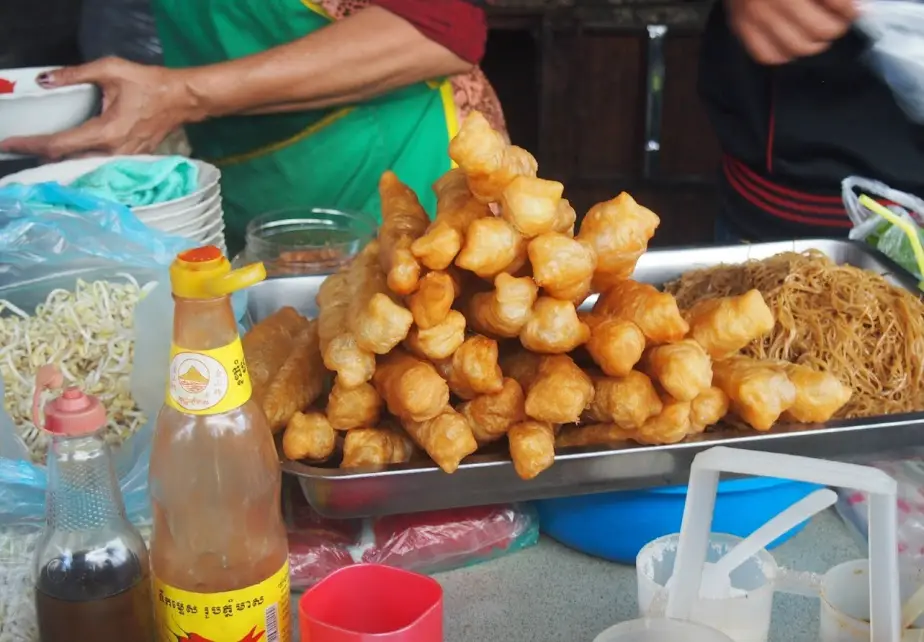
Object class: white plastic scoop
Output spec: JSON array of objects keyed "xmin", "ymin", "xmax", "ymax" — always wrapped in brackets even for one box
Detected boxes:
[
  {"xmin": 900, "ymin": 581, "xmax": 924, "ymax": 629},
  {"xmin": 696, "ymin": 488, "xmax": 838, "ymax": 598}
]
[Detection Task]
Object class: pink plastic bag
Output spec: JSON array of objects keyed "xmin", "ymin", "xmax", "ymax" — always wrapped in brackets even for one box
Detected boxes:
[{"xmin": 283, "ymin": 483, "xmax": 539, "ymax": 589}]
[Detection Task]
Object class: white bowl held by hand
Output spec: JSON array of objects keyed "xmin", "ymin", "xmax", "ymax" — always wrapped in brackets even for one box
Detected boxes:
[{"xmin": 0, "ymin": 67, "xmax": 100, "ymax": 159}]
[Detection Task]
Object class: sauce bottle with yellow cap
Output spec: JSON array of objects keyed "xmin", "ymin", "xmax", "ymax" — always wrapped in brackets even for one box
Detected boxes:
[{"xmin": 149, "ymin": 246, "xmax": 291, "ymax": 642}]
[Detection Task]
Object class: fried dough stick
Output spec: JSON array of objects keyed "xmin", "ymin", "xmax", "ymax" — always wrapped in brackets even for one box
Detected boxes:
[
  {"xmin": 781, "ymin": 363, "xmax": 852, "ymax": 424},
  {"xmin": 407, "ymin": 271, "xmax": 458, "ymax": 329},
  {"xmin": 347, "ymin": 237, "xmax": 414, "ymax": 354},
  {"xmin": 378, "ymin": 171, "xmax": 430, "ymax": 295},
  {"xmin": 458, "ymin": 378, "xmax": 526, "ymax": 446},
  {"xmin": 455, "ymin": 217, "xmax": 528, "ymax": 279},
  {"xmin": 404, "ymin": 310, "xmax": 467, "ymax": 360},
  {"xmin": 554, "ymin": 199, "xmax": 577, "ymax": 237},
  {"xmin": 243, "ymin": 306, "xmax": 312, "ymax": 403},
  {"xmin": 373, "ymin": 349, "xmax": 449, "ymax": 422},
  {"xmin": 263, "ymin": 321, "xmax": 326, "ymax": 434},
  {"xmin": 556, "ymin": 423, "xmax": 637, "ymax": 449},
  {"xmin": 642, "ymin": 340, "xmax": 713, "ymax": 402},
  {"xmin": 508, "ymin": 420, "xmax": 557, "ymax": 480},
  {"xmin": 448, "ymin": 111, "xmax": 538, "ymax": 203},
  {"xmin": 500, "ymin": 176, "xmax": 565, "ymax": 238},
  {"xmin": 686, "ymin": 290, "xmax": 776, "ymax": 359},
  {"xmin": 341, "ymin": 425, "xmax": 414, "ymax": 469},
  {"xmin": 712, "ymin": 356, "xmax": 796, "ymax": 431},
  {"xmin": 401, "ymin": 406, "xmax": 478, "ymax": 473},
  {"xmin": 283, "ymin": 411, "xmax": 336, "ymax": 462},
  {"xmin": 411, "ymin": 169, "xmax": 491, "ymax": 270},
  {"xmin": 433, "ymin": 335, "xmax": 504, "ymax": 400},
  {"xmin": 585, "ymin": 371, "xmax": 663, "ymax": 429},
  {"xmin": 504, "ymin": 353, "xmax": 594, "ymax": 424},
  {"xmin": 528, "ymin": 232, "xmax": 598, "ymax": 303},
  {"xmin": 576, "ymin": 192, "xmax": 660, "ymax": 289},
  {"xmin": 316, "ymin": 267, "xmax": 376, "ymax": 388},
  {"xmin": 520, "ymin": 297, "xmax": 590, "ymax": 353},
  {"xmin": 690, "ymin": 387, "xmax": 730, "ymax": 433},
  {"xmin": 582, "ymin": 313, "xmax": 645, "ymax": 377},
  {"xmin": 593, "ymin": 280, "xmax": 688, "ymax": 344},
  {"xmin": 326, "ymin": 379, "xmax": 382, "ymax": 431},
  {"xmin": 634, "ymin": 395, "xmax": 694, "ymax": 445},
  {"xmin": 468, "ymin": 273, "xmax": 538, "ymax": 338}
]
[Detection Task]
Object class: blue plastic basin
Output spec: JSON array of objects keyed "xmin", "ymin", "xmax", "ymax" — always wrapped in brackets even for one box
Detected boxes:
[{"xmin": 535, "ymin": 478, "xmax": 820, "ymax": 564}]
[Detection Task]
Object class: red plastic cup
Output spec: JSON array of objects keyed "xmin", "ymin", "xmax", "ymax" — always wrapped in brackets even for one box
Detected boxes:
[{"xmin": 299, "ymin": 564, "xmax": 443, "ymax": 642}]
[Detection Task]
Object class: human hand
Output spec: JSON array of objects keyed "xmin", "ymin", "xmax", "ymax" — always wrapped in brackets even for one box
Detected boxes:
[
  {"xmin": 726, "ymin": 0, "xmax": 859, "ymax": 65},
  {"xmin": 0, "ymin": 57, "xmax": 200, "ymax": 160}
]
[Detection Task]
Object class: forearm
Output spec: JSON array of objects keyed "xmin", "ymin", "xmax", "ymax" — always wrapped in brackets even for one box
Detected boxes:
[{"xmin": 180, "ymin": 6, "xmax": 473, "ymax": 119}]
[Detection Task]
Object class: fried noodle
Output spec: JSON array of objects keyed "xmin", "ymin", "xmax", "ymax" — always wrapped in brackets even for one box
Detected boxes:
[{"xmin": 664, "ymin": 250, "xmax": 924, "ymax": 418}]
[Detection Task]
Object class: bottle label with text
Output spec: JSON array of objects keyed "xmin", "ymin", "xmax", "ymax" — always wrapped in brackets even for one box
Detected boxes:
[
  {"xmin": 166, "ymin": 338, "xmax": 252, "ymax": 415},
  {"xmin": 154, "ymin": 562, "xmax": 291, "ymax": 642}
]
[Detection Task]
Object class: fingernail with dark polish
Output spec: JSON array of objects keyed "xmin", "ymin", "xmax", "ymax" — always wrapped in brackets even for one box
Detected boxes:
[{"xmin": 36, "ymin": 73, "xmax": 54, "ymax": 88}]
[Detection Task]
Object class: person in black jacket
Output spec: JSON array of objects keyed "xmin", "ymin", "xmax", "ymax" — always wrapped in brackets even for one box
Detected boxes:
[{"xmin": 702, "ymin": 0, "xmax": 924, "ymax": 241}]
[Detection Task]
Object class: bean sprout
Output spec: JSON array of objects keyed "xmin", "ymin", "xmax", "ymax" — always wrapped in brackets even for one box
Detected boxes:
[{"xmin": 0, "ymin": 276, "xmax": 150, "ymax": 463}]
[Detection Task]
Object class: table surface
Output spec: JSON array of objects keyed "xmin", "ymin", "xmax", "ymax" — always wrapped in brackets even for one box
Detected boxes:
[{"xmin": 369, "ymin": 509, "xmax": 863, "ymax": 642}]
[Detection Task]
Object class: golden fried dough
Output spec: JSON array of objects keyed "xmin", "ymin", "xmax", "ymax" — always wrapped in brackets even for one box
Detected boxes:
[
  {"xmin": 520, "ymin": 297, "xmax": 590, "ymax": 353},
  {"xmin": 686, "ymin": 290, "xmax": 775, "ymax": 359},
  {"xmin": 583, "ymin": 314, "xmax": 646, "ymax": 377},
  {"xmin": 434, "ymin": 335, "xmax": 504, "ymax": 400},
  {"xmin": 468, "ymin": 273, "xmax": 538, "ymax": 338},
  {"xmin": 326, "ymin": 379, "xmax": 382, "ymax": 431},
  {"xmin": 262, "ymin": 321, "xmax": 326, "ymax": 434},
  {"xmin": 407, "ymin": 271, "xmax": 458, "ymax": 329},
  {"xmin": 576, "ymin": 192, "xmax": 660, "ymax": 288},
  {"xmin": 373, "ymin": 350, "xmax": 450, "ymax": 422},
  {"xmin": 528, "ymin": 232, "xmax": 597, "ymax": 303},
  {"xmin": 712, "ymin": 356, "xmax": 796, "ymax": 431},
  {"xmin": 508, "ymin": 421, "xmax": 557, "ymax": 480},
  {"xmin": 585, "ymin": 371, "xmax": 663, "ymax": 429},
  {"xmin": 404, "ymin": 310, "xmax": 467, "ymax": 360},
  {"xmin": 458, "ymin": 378, "xmax": 526, "ymax": 446},
  {"xmin": 593, "ymin": 280, "xmax": 688, "ymax": 344},
  {"xmin": 401, "ymin": 406, "xmax": 478, "ymax": 473},
  {"xmin": 642, "ymin": 340, "xmax": 713, "ymax": 402},
  {"xmin": 499, "ymin": 176, "xmax": 565, "ymax": 238},
  {"xmin": 341, "ymin": 425, "xmax": 414, "ymax": 469},
  {"xmin": 378, "ymin": 170, "xmax": 429, "ymax": 295},
  {"xmin": 283, "ymin": 411, "xmax": 336, "ymax": 461},
  {"xmin": 455, "ymin": 217, "xmax": 528, "ymax": 279}
]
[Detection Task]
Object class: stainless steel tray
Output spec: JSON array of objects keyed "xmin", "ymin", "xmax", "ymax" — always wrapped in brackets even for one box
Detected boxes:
[{"xmin": 248, "ymin": 239, "xmax": 924, "ymax": 518}]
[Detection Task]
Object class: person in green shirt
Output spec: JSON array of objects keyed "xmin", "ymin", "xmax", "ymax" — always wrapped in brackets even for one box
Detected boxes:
[{"xmin": 0, "ymin": 0, "xmax": 506, "ymax": 254}]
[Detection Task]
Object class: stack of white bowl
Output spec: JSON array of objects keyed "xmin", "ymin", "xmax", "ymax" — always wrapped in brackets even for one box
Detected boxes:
[{"xmin": 0, "ymin": 154, "xmax": 227, "ymax": 254}]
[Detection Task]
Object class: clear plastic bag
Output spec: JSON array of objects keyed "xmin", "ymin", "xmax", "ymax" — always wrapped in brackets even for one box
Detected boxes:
[
  {"xmin": 857, "ymin": 0, "xmax": 924, "ymax": 124},
  {"xmin": 284, "ymin": 483, "xmax": 540, "ymax": 589},
  {"xmin": 0, "ymin": 183, "xmax": 194, "ymax": 528},
  {"xmin": 842, "ymin": 176, "xmax": 924, "ymax": 280}
]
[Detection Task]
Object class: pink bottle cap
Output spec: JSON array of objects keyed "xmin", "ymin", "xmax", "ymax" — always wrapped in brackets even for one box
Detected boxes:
[{"xmin": 32, "ymin": 365, "xmax": 107, "ymax": 436}]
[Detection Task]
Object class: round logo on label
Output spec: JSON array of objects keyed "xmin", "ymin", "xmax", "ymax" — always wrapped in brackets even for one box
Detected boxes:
[{"xmin": 169, "ymin": 352, "xmax": 229, "ymax": 411}]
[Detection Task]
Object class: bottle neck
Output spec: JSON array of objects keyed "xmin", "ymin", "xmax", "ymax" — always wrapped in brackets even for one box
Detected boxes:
[
  {"xmin": 172, "ymin": 295, "xmax": 239, "ymax": 351},
  {"xmin": 45, "ymin": 432, "xmax": 127, "ymax": 531}
]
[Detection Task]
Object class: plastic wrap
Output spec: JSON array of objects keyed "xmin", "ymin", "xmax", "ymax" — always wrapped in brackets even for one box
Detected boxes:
[
  {"xmin": 284, "ymin": 483, "xmax": 540, "ymax": 589},
  {"xmin": 78, "ymin": 0, "xmax": 163, "ymax": 65},
  {"xmin": 858, "ymin": 0, "xmax": 924, "ymax": 124},
  {"xmin": 836, "ymin": 457, "xmax": 924, "ymax": 567},
  {"xmin": 0, "ymin": 183, "xmax": 194, "ymax": 529}
]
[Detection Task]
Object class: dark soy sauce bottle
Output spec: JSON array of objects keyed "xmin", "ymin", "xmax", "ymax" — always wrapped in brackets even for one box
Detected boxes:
[{"xmin": 31, "ymin": 366, "xmax": 155, "ymax": 642}]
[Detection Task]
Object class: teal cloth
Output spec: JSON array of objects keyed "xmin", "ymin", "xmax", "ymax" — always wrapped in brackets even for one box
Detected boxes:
[{"xmin": 69, "ymin": 156, "xmax": 199, "ymax": 207}]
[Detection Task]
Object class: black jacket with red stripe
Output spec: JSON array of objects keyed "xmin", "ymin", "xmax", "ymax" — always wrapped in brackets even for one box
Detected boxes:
[{"xmin": 699, "ymin": 2, "xmax": 924, "ymax": 240}]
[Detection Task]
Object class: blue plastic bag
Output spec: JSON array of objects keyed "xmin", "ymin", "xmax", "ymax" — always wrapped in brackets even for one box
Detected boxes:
[{"xmin": 0, "ymin": 183, "xmax": 196, "ymax": 527}]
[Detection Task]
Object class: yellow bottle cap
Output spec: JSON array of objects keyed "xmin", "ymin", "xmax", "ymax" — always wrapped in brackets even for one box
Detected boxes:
[{"xmin": 169, "ymin": 246, "xmax": 267, "ymax": 299}]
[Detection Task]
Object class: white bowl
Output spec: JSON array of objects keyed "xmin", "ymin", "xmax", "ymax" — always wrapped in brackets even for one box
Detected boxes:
[
  {"xmin": 0, "ymin": 67, "xmax": 100, "ymax": 160},
  {"xmin": 0, "ymin": 154, "xmax": 221, "ymax": 214},
  {"xmin": 156, "ymin": 201, "xmax": 224, "ymax": 238},
  {"xmin": 136, "ymin": 190, "xmax": 221, "ymax": 225}
]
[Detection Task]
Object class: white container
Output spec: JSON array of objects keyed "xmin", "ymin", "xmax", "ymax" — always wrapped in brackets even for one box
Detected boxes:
[
  {"xmin": 152, "ymin": 198, "xmax": 223, "ymax": 238},
  {"xmin": 637, "ymin": 533, "xmax": 775, "ymax": 642},
  {"xmin": 820, "ymin": 560, "xmax": 924, "ymax": 642},
  {"xmin": 135, "ymin": 184, "xmax": 220, "ymax": 224},
  {"xmin": 594, "ymin": 619, "xmax": 734, "ymax": 642},
  {"xmin": 0, "ymin": 67, "xmax": 99, "ymax": 159},
  {"xmin": 667, "ymin": 447, "xmax": 901, "ymax": 642}
]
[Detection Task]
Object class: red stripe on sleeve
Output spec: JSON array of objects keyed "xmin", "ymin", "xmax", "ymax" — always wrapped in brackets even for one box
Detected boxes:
[{"xmin": 373, "ymin": 0, "xmax": 487, "ymax": 64}]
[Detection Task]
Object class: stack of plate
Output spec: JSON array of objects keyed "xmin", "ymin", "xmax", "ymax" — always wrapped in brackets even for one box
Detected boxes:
[{"xmin": 0, "ymin": 154, "xmax": 226, "ymax": 254}]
